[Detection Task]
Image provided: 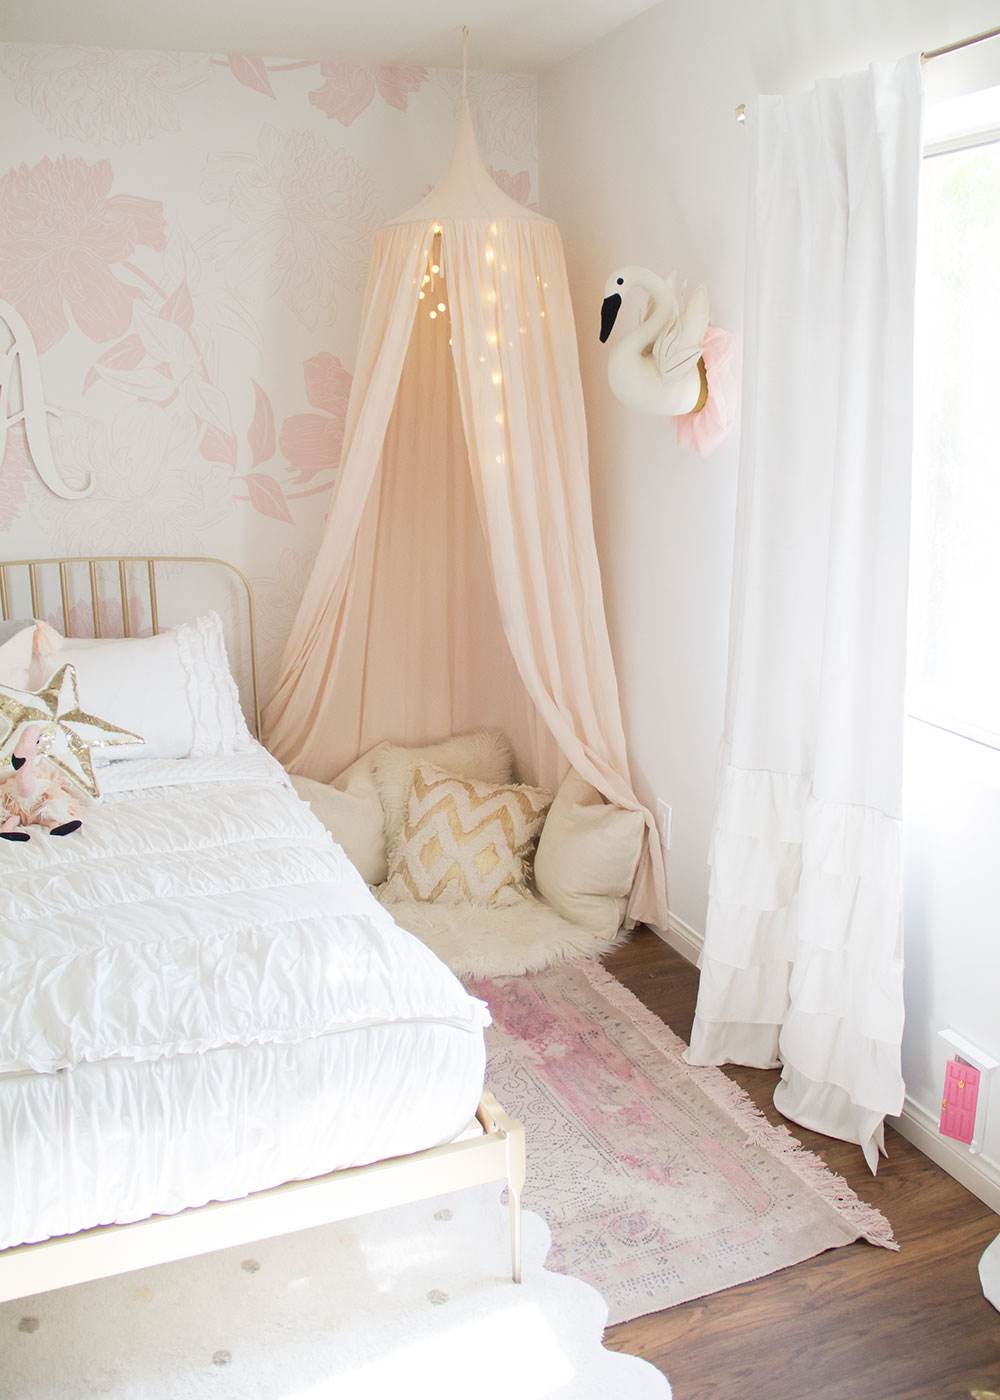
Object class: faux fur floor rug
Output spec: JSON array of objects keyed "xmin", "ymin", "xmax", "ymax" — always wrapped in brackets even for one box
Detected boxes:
[
  {"xmin": 378, "ymin": 890, "xmax": 626, "ymax": 977},
  {"xmin": 0, "ymin": 1185, "xmax": 670, "ymax": 1400},
  {"xmin": 468, "ymin": 960, "xmax": 898, "ymax": 1326}
]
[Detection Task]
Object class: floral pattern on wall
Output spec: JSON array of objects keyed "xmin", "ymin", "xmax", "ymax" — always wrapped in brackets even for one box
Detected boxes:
[
  {"xmin": 309, "ymin": 63, "xmax": 428, "ymax": 124},
  {"xmin": 0, "ymin": 41, "xmax": 538, "ymax": 695},
  {"xmin": 0, "ymin": 155, "xmax": 167, "ymax": 351},
  {"xmin": 200, "ymin": 125, "xmax": 382, "ymax": 329},
  {"xmin": 0, "ymin": 46, "xmax": 213, "ymax": 145}
]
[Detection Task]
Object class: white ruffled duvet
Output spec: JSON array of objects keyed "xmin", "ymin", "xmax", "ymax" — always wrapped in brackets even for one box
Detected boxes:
[
  {"xmin": 0, "ymin": 747, "xmax": 490, "ymax": 1249},
  {"xmin": 1, "ymin": 746, "xmax": 489, "ymax": 1075}
]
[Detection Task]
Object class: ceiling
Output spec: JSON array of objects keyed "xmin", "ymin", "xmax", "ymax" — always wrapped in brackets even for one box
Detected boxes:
[{"xmin": 0, "ymin": 0, "xmax": 664, "ymax": 72}]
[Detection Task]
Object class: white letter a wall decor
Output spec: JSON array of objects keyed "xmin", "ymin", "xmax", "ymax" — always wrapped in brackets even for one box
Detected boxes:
[{"xmin": 0, "ymin": 299, "xmax": 94, "ymax": 500}]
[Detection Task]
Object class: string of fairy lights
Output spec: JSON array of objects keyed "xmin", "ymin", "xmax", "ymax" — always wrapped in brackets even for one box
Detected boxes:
[
  {"xmin": 413, "ymin": 221, "xmax": 552, "ymax": 471},
  {"xmin": 418, "ymin": 225, "xmax": 448, "ymax": 329}
]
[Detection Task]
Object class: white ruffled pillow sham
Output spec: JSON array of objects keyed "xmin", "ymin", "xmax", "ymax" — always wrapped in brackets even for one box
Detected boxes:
[{"xmin": 33, "ymin": 612, "xmax": 252, "ymax": 761}]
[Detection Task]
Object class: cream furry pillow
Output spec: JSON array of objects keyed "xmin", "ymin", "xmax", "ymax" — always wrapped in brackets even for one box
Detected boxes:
[
  {"xmin": 372, "ymin": 728, "xmax": 514, "ymax": 851},
  {"xmin": 383, "ymin": 761, "xmax": 552, "ymax": 908},
  {"xmin": 533, "ymin": 768, "xmax": 645, "ymax": 937}
]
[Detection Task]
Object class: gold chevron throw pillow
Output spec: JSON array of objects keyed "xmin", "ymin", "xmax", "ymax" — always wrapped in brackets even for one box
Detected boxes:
[{"xmin": 383, "ymin": 760, "xmax": 553, "ymax": 908}]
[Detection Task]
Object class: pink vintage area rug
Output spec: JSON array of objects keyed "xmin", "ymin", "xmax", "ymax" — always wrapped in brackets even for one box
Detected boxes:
[{"xmin": 467, "ymin": 961, "xmax": 896, "ymax": 1326}]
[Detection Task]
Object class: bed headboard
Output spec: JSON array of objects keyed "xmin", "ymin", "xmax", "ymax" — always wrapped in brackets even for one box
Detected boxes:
[{"xmin": 0, "ymin": 555, "xmax": 262, "ymax": 739}]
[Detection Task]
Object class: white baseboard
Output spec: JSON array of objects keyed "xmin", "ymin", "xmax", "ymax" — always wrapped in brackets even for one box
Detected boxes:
[
  {"xmin": 648, "ymin": 911, "xmax": 703, "ymax": 965},
  {"xmin": 889, "ymin": 1097, "xmax": 1000, "ymax": 1216},
  {"xmin": 646, "ymin": 913, "xmax": 1000, "ymax": 1216}
]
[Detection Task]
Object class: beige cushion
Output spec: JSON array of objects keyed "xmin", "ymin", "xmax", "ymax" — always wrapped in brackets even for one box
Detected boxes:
[
  {"xmin": 290, "ymin": 744, "xmax": 388, "ymax": 885},
  {"xmin": 533, "ymin": 768, "xmax": 645, "ymax": 937},
  {"xmin": 383, "ymin": 760, "xmax": 552, "ymax": 908},
  {"xmin": 372, "ymin": 728, "xmax": 514, "ymax": 851}
]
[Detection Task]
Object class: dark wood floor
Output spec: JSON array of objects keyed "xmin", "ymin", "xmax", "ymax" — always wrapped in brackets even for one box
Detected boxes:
[{"xmin": 600, "ymin": 929, "xmax": 1000, "ymax": 1400}]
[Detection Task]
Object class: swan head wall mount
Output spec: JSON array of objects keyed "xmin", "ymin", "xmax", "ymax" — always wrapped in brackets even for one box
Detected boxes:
[
  {"xmin": 600, "ymin": 266, "xmax": 710, "ymax": 417},
  {"xmin": 599, "ymin": 265, "xmax": 739, "ymax": 456}
]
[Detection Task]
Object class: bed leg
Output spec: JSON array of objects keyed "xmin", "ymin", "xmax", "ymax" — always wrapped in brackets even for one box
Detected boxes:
[
  {"xmin": 506, "ymin": 1116, "xmax": 526, "ymax": 1284},
  {"xmin": 476, "ymin": 1093, "xmax": 527, "ymax": 1284}
]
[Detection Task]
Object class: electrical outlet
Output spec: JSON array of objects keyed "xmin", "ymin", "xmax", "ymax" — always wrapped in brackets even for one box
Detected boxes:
[{"xmin": 656, "ymin": 800, "xmax": 672, "ymax": 851}]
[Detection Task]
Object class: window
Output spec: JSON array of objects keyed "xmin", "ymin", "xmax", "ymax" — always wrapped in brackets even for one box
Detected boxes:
[{"xmin": 909, "ymin": 94, "xmax": 1000, "ymax": 749}]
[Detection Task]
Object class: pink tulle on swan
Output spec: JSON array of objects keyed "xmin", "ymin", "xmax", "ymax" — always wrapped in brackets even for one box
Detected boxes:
[{"xmin": 676, "ymin": 325, "xmax": 739, "ymax": 457}]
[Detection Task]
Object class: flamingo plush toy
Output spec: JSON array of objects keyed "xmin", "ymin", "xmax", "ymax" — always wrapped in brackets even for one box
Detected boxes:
[
  {"xmin": 0, "ymin": 722, "xmax": 85, "ymax": 840},
  {"xmin": 0, "ymin": 661, "xmax": 142, "ymax": 842}
]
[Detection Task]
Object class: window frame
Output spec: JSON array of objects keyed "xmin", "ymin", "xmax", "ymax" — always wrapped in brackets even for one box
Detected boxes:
[{"xmin": 907, "ymin": 118, "xmax": 1000, "ymax": 754}]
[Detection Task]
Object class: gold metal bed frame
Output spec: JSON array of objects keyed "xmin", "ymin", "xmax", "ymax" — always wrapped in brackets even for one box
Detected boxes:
[
  {"xmin": 0, "ymin": 555, "xmax": 262, "ymax": 738},
  {"xmin": 0, "ymin": 554, "xmax": 525, "ymax": 1303}
]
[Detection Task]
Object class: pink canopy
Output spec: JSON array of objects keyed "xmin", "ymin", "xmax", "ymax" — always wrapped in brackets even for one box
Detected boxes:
[{"xmin": 264, "ymin": 109, "xmax": 667, "ymax": 928}]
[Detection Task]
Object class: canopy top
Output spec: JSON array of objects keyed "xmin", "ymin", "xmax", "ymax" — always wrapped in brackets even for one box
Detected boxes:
[{"xmin": 386, "ymin": 105, "xmax": 550, "ymax": 228}]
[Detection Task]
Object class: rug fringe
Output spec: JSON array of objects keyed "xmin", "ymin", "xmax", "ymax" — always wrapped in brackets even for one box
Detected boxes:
[{"xmin": 578, "ymin": 959, "xmax": 899, "ymax": 1252}]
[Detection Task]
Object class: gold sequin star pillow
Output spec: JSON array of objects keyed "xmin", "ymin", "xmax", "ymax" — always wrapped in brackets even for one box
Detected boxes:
[
  {"xmin": 383, "ymin": 761, "xmax": 553, "ymax": 908},
  {"xmin": 0, "ymin": 664, "xmax": 143, "ymax": 800}
]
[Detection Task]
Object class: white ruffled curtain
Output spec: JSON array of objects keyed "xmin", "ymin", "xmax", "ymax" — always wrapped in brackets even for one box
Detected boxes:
[{"xmin": 686, "ymin": 57, "xmax": 924, "ymax": 1170}]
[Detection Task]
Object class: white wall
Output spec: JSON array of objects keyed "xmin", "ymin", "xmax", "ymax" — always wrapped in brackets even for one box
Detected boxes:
[
  {"xmin": 539, "ymin": 0, "xmax": 1000, "ymax": 1198},
  {"xmin": 902, "ymin": 721, "xmax": 1000, "ymax": 1192}
]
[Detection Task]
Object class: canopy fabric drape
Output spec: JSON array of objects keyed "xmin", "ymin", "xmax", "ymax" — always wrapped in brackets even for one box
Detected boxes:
[
  {"xmin": 686, "ymin": 57, "xmax": 924, "ymax": 1170},
  {"xmin": 264, "ymin": 110, "xmax": 667, "ymax": 930}
]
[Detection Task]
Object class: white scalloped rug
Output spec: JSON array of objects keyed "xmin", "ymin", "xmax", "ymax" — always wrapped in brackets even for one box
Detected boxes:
[{"xmin": 0, "ymin": 1184, "xmax": 670, "ymax": 1400}]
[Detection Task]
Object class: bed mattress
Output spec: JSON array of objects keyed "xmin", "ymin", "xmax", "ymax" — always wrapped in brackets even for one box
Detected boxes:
[{"xmin": 0, "ymin": 747, "xmax": 489, "ymax": 1250}]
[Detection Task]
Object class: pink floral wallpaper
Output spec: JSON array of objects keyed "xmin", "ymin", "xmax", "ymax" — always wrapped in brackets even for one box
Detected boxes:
[{"xmin": 0, "ymin": 42, "xmax": 538, "ymax": 693}]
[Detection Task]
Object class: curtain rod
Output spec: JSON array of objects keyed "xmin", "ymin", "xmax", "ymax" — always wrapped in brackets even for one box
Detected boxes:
[
  {"xmin": 735, "ymin": 23, "xmax": 1000, "ymax": 122},
  {"xmin": 922, "ymin": 22, "xmax": 1000, "ymax": 62}
]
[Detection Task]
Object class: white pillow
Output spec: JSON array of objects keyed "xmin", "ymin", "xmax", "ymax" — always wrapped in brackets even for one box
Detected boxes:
[
  {"xmin": 533, "ymin": 768, "xmax": 645, "ymax": 937},
  {"xmin": 34, "ymin": 613, "xmax": 251, "ymax": 761},
  {"xmin": 371, "ymin": 729, "xmax": 515, "ymax": 852}
]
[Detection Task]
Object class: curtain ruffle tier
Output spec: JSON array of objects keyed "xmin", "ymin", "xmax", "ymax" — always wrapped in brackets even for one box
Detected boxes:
[{"xmin": 688, "ymin": 764, "xmax": 905, "ymax": 1171}]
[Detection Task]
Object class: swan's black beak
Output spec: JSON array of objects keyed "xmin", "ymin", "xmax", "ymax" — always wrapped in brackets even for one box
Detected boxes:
[
  {"xmin": 600, "ymin": 293, "xmax": 621, "ymax": 343},
  {"xmin": 11, "ymin": 754, "xmax": 25, "ymax": 771}
]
